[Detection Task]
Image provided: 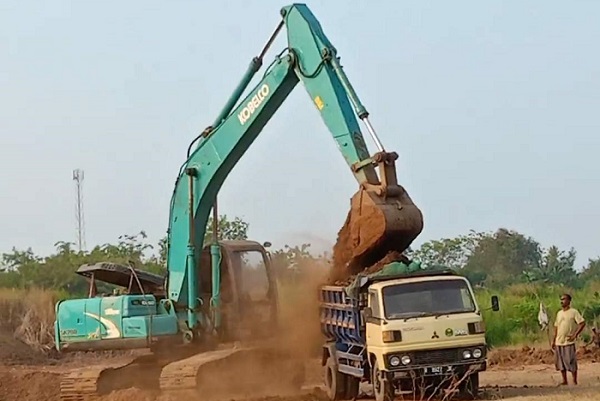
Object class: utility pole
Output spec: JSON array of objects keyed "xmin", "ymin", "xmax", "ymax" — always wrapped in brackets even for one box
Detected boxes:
[{"xmin": 72, "ymin": 169, "xmax": 86, "ymax": 252}]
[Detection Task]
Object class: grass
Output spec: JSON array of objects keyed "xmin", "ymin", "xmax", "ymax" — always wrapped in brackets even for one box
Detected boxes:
[
  {"xmin": 2, "ymin": 277, "xmax": 600, "ymax": 355},
  {"xmin": 0, "ymin": 288, "xmax": 63, "ymax": 352},
  {"xmin": 476, "ymin": 281, "xmax": 600, "ymax": 348}
]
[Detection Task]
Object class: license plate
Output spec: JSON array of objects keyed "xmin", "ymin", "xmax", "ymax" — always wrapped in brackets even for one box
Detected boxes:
[{"xmin": 424, "ymin": 366, "xmax": 452, "ymax": 375}]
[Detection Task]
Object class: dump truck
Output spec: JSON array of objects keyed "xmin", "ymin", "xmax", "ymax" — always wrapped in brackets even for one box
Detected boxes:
[{"xmin": 319, "ymin": 260, "xmax": 499, "ymax": 401}]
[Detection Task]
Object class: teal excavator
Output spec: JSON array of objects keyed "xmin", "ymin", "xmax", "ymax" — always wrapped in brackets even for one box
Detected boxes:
[{"xmin": 54, "ymin": 3, "xmax": 423, "ymax": 400}]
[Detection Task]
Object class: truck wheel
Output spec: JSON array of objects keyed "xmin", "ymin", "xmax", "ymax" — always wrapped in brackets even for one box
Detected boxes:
[
  {"xmin": 458, "ymin": 372, "xmax": 479, "ymax": 400},
  {"xmin": 345, "ymin": 375, "xmax": 360, "ymax": 400},
  {"xmin": 372, "ymin": 359, "xmax": 394, "ymax": 401},
  {"xmin": 324, "ymin": 356, "xmax": 346, "ymax": 401}
]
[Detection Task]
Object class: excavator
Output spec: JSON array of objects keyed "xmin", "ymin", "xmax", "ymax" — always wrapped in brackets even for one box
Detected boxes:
[{"xmin": 53, "ymin": 3, "xmax": 423, "ymax": 400}]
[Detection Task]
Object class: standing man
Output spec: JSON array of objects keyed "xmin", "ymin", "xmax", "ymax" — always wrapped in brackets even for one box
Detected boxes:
[{"xmin": 552, "ymin": 293, "xmax": 586, "ymax": 385}]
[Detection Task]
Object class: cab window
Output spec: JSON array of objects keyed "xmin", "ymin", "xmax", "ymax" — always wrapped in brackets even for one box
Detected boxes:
[{"xmin": 369, "ymin": 291, "xmax": 381, "ymax": 318}]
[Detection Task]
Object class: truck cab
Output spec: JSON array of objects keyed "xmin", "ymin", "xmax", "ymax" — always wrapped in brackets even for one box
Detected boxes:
[{"xmin": 320, "ymin": 264, "xmax": 499, "ymax": 401}]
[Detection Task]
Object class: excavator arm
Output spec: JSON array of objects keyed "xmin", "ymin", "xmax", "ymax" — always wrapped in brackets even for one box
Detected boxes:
[
  {"xmin": 53, "ymin": 5, "xmax": 424, "ymax": 400},
  {"xmin": 166, "ymin": 3, "xmax": 423, "ymax": 332}
]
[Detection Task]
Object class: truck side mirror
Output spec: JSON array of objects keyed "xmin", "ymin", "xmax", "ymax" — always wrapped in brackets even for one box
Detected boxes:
[
  {"xmin": 491, "ymin": 295, "xmax": 500, "ymax": 312},
  {"xmin": 364, "ymin": 307, "xmax": 373, "ymax": 319}
]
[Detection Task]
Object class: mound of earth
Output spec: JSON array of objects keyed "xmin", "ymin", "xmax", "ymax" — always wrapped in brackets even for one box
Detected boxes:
[
  {"xmin": 96, "ymin": 388, "xmax": 329, "ymax": 401},
  {"xmin": 98, "ymin": 388, "xmax": 157, "ymax": 401},
  {"xmin": 0, "ymin": 333, "xmax": 51, "ymax": 366},
  {"xmin": 0, "ymin": 370, "xmax": 61, "ymax": 401},
  {"xmin": 488, "ymin": 345, "xmax": 600, "ymax": 367}
]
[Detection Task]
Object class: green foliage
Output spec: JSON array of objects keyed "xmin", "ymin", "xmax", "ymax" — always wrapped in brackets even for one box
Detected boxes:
[
  {"xmin": 0, "ymin": 215, "xmax": 250, "ymax": 297},
  {"xmin": 203, "ymin": 214, "xmax": 249, "ymax": 245},
  {"xmin": 411, "ymin": 228, "xmax": 588, "ymax": 289},
  {"xmin": 409, "ymin": 231, "xmax": 480, "ymax": 270},
  {"xmin": 269, "ymin": 243, "xmax": 329, "ymax": 283},
  {"xmin": 523, "ymin": 246, "xmax": 579, "ymax": 288},
  {"xmin": 463, "ymin": 228, "xmax": 543, "ymax": 287},
  {"xmin": 408, "ymin": 228, "xmax": 600, "ymax": 348},
  {"xmin": 3, "ymin": 215, "xmax": 600, "ymax": 352},
  {"xmin": 579, "ymin": 257, "xmax": 600, "ymax": 283},
  {"xmin": 475, "ymin": 281, "xmax": 600, "ymax": 348}
]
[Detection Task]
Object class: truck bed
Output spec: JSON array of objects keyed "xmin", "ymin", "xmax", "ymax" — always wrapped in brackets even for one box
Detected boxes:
[{"xmin": 319, "ymin": 285, "xmax": 366, "ymax": 345}]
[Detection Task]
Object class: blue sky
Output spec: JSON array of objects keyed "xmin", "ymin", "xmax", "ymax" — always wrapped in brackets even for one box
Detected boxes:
[{"xmin": 1, "ymin": 1, "xmax": 599, "ymax": 269}]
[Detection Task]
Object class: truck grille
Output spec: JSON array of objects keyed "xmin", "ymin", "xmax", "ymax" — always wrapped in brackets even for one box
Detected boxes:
[
  {"xmin": 412, "ymin": 349, "xmax": 459, "ymax": 365},
  {"xmin": 386, "ymin": 346, "xmax": 486, "ymax": 370}
]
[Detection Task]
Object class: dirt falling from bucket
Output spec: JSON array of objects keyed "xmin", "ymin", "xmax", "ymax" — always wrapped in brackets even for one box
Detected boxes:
[{"xmin": 329, "ymin": 203, "xmax": 387, "ymax": 283}]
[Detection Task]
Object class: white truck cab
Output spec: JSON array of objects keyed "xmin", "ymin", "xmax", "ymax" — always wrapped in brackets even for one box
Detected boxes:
[{"xmin": 320, "ymin": 267, "xmax": 499, "ymax": 401}]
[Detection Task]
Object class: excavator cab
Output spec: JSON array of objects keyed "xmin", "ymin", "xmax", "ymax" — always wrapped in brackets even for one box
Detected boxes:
[{"xmin": 198, "ymin": 240, "xmax": 279, "ymax": 342}]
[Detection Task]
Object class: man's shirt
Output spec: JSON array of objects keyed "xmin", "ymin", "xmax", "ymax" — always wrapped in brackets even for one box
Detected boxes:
[{"xmin": 555, "ymin": 307, "xmax": 585, "ymax": 346}]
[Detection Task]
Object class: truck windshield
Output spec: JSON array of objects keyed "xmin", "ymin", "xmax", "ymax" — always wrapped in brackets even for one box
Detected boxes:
[{"xmin": 382, "ymin": 279, "xmax": 476, "ymax": 320}]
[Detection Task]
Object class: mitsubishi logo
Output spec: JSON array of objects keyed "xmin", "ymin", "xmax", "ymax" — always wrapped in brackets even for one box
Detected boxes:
[{"xmin": 431, "ymin": 331, "xmax": 439, "ymax": 339}]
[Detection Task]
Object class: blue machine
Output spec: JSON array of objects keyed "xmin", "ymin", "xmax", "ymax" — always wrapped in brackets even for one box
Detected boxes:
[{"xmin": 55, "ymin": 262, "xmax": 179, "ymax": 351}]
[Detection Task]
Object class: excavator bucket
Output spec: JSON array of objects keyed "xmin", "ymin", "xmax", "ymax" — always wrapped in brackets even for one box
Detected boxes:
[{"xmin": 332, "ymin": 152, "xmax": 424, "ymax": 282}]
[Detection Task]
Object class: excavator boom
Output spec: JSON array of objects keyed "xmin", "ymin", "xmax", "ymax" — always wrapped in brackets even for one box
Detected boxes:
[
  {"xmin": 167, "ymin": 3, "xmax": 423, "ymax": 324},
  {"xmin": 54, "ymin": 4, "xmax": 423, "ymax": 400}
]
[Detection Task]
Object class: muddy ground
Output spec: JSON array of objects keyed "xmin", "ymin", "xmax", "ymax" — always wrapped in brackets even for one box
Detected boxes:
[{"xmin": 1, "ymin": 346, "xmax": 599, "ymax": 401}]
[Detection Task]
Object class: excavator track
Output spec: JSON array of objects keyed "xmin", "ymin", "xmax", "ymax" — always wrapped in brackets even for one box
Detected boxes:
[
  {"xmin": 58, "ymin": 346, "xmax": 304, "ymax": 401},
  {"xmin": 59, "ymin": 354, "xmax": 166, "ymax": 401},
  {"xmin": 158, "ymin": 345, "xmax": 305, "ymax": 398},
  {"xmin": 59, "ymin": 361, "xmax": 132, "ymax": 401},
  {"xmin": 159, "ymin": 348, "xmax": 239, "ymax": 391}
]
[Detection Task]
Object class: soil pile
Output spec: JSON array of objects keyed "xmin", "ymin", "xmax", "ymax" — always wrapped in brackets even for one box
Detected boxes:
[
  {"xmin": 488, "ymin": 345, "xmax": 600, "ymax": 366},
  {"xmin": 0, "ymin": 370, "xmax": 60, "ymax": 401},
  {"xmin": 330, "ymin": 250, "xmax": 410, "ymax": 286},
  {"xmin": 96, "ymin": 388, "xmax": 329, "ymax": 401},
  {"xmin": 0, "ymin": 333, "xmax": 53, "ymax": 366},
  {"xmin": 98, "ymin": 388, "xmax": 157, "ymax": 401}
]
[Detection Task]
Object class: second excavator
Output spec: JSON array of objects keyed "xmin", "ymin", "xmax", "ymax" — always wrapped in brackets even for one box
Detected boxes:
[{"xmin": 54, "ymin": 3, "xmax": 423, "ymax": 400}]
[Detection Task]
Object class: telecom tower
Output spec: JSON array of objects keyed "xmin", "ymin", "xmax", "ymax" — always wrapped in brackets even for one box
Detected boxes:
[{"xmin": 72, "ymin": 169, "xmax": 86, "ymax": 252}]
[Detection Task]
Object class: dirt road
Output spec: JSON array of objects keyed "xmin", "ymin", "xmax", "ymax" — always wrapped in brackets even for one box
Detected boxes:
[{"xmin": 1, "ymin": 355, "xmax": 598, "ymax": 401}]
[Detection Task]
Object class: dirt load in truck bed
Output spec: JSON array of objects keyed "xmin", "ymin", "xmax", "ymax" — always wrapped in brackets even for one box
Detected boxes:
[{"xmin": 329, "ymin": 250, "xmax": 411, "ymax": 286}]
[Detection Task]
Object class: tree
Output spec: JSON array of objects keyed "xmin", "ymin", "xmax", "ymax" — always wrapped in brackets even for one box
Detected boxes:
[
  {"xmin": 463, "ymin": 228, "xmax": 543, "ymax": 287},
  {"xmin": 203, "ymin": 214, "xmax": 249, "ymax": 245},
  {"xmin": 523, "ymin": 245, "xmax": 578, "ymax": 287},
  {"xmin": 155, "ymin": 214, "xmax": 250, "ymax": 269},
  {"xmin": 269, "ymin": 243, "xmax": 328, "ymax": 284},
  {"xmin": 578, "ymin": 257, "xmax": 600, "ymax": 284},
  {"xmin": 410, "ymin": 231, "xmax": 482, "ymax": 270}
]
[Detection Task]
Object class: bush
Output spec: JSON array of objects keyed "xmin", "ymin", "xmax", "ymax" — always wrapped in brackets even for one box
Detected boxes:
[
  {"xmin": 475, "ymin": 281, "xmax": 600, "ymax": 348},
  {"xmin": 0, "ymin": 288, "xmax": 63, "ymax": 352}
]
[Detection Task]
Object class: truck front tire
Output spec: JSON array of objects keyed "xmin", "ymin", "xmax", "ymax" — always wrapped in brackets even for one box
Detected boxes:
[
  {"xmin": 458, "ymin": 372, "xmax": 479, "ymax": 400},
  {"xmin": 345, "ymin": 375, "xmax": 360, "ymax": 399},
  {"xmin": 372, "ymin": 359, "xmax": 394, "ymax": 401},
  {"xmin": 324, "ymin": 355, "xmax": 346, "ymax": 400}
]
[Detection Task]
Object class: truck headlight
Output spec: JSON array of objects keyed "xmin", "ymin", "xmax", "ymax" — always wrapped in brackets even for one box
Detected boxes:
[
  {"xmin": 401, "ymin": 355, "xmax": 411, "ymax": 365},
  {"xmin": 473, "ymin": 348, "xmax": 482, "ymax": 358},
  {"xmin": 389, "ymin": 356, "xmax": 400, "ymax": 367},
  {"xmin": 462, "ymin": 350, "xmax": 472, "ymax": 359}
]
